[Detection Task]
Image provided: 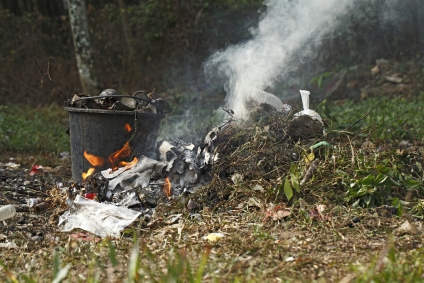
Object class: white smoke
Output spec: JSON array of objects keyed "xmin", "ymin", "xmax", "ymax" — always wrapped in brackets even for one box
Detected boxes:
[{"xmin": 205, "ymin": 0, "xmax": 352, "ymax": 118}]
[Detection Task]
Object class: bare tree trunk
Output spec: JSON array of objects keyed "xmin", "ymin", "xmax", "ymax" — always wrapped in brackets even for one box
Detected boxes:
[
  {"xmin": 67, "ymin": 0, "xmax": 101, "ymax": 95},
  {"xmin": 117, "ymin": 0, "xmax": 134, "ymax": 60}
]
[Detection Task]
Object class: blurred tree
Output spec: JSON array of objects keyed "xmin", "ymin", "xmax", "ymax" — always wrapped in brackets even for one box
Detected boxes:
[
  {"xmin": 419, "ymin": 1, "xmax": 424, "ymax": 44},
  {"xmin": 117, "ymin": 0, "xmax": 134, "ymax": 60},
  {"xmin": 67, "ymin": 0, "xmax": 101, "ymax": 95}
]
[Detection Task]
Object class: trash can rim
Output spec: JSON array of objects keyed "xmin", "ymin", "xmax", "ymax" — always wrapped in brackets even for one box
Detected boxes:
[{"xmin": 64, "ymin": 107, "xmax": 166, "ymax": 118}]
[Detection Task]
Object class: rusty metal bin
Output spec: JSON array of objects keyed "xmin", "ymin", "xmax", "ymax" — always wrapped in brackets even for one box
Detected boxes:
[{"xmin": 65, "ymin": 107, "xmax": 164, "ymax": 183}]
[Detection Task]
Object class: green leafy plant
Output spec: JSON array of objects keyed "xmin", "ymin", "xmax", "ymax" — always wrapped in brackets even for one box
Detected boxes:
[{"xmin": 278, "ymin": 163, "xmax": 300, "ymax": 201}]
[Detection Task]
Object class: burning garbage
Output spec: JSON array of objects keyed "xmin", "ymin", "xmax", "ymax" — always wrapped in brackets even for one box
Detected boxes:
[
  {"xmin": 65, "ymin": 88, "xmax": 168, "ymax": 183},
  {"xmin": 54, "ymin": 88, "xmax": 325, "ymax": 238}
]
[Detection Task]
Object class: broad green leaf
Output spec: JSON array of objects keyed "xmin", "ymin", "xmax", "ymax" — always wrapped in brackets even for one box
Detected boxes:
[
  {"xmin": 361, "ymin": 175, "xmax": 376, "ymax": 186},
  {"xmin": 290, "ymin": 164, "xmax": 300, "ymax": 193},
  {"xmin": 402, "ymin": 176, "xmax": 421, "ymax": 190},
  {"xmin": 363, "ymin": 195, "xmax": 371, "ymax": 206},
  {"xmin": 283, "ymin": 177, "xmax": 293, "ymax": 201},
  {"xmin": 291, "ymin": 177, "xmax": 300, "ymax": 193}
]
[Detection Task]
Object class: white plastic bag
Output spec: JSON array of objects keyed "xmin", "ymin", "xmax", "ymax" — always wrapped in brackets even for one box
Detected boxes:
[
  {"xmin": 58, "ymin": 195, "xmax": 141, "ymax": 238},
  {"xmin": 294, "ymin": 90, "xmax": 324, "ymax": 125}
]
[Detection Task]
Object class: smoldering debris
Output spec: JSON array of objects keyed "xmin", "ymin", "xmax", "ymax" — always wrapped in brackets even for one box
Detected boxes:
[{"xmin": 55, "ymin": 89, "xmax": 325, "ymax": 237}]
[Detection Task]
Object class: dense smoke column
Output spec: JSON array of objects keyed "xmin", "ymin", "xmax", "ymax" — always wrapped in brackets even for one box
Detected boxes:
[{"xmin": 205, "ymin": 0, "xmax": 352, "ymax": 118}]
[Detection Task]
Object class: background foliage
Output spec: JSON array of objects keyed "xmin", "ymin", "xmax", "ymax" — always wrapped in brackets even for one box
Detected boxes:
[{"xmin": 0, "ymin": 0, "xmax": 422, "ymax": 107}]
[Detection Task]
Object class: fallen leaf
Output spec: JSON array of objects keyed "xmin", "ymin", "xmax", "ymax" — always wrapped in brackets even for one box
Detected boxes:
[
  {"xmin": 263, "ymin": 203, "xmax": 290, "ymax": 221},
  {"xmin": 165, "ymin": 214, "xmax": 182, "ymax": 224},
  {"xmin": 304, "ymin": 152, "xmax": 315, "ymax": 163},
  {"xmin": 371, "ymin": 65, "xmax": 380, "ymax": 75},
  {"xmin": 252, "ymin": 184, "xmax": 265, "ymax": 192},
  {"xmin": 316, "ymin": 204, "xmax": 327, "ymax": 214},
  {"xmin": 275, "ymin": 210, "xmax": 291, "ymax": 219},
  {"xmin": 69, "ymin": 232, "xmax": 100, "ymax": 243}
]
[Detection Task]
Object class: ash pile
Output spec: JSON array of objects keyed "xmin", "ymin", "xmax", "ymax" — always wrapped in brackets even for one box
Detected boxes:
[{"xmin": 54, "ymin": 89, "xmax": 325, "ymax": 238}]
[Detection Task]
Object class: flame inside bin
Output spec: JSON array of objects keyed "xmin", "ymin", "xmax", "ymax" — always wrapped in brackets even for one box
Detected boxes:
[{"xmin": 65, "ymin": 107, "xmax": 165, "ymax": 183}]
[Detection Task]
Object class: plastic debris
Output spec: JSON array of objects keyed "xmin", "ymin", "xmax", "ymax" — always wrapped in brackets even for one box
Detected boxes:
[
  {"xmin": 294, "ymin": 90, "xmax": 324, "ymax": 125},
  {"xmin": 84, "ymin": 192, "xmax": 96, "ymax": 200},
  {"xmin": 250, "ymin": 90, "xmax": 291, "ymax": 113},
  {"xmin": 285, "ymin": 256, "xmax": 295, "ymax": 262},
  {"xmin": 58, "ymin": 195, "xmax": 141, "ymax": 238},
  {"xmin": 203, "ymin": 233, "xmax": 224, "ymax": 242},
  {"xmin": 0, "ymin": 241, "xmax": 18, "ymax": 249},
  {"xmin": 3, "ymin": 162, "xmax": 20, "ymax": 169},
  {"xmin": 310, "ymin": 141, "xmax": 331, "ymax": 149},
  {"xmin": 27, "ymin": 197, "xmax": 43, "ymax": 208},
  {"xmin": 0, "ymin": 205, "xmax": 16, "ymax": 221},
  {"xmin": 29, "ymin": 165, "xmax": 43, "ymax": 176}
]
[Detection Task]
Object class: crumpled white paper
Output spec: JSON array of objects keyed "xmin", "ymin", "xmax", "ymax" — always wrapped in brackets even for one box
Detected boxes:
[{"xmin": 58, "ymin": 195, "xmax": 141, "ymax": 238}]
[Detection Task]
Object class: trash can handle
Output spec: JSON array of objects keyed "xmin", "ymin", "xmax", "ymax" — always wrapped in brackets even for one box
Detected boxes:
[{"xmin": 72, "ymin": 95, "xmax": 152, "ymax": 104}]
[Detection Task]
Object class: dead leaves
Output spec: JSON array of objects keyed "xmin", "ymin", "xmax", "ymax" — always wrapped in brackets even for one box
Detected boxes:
[{"xmin": 263, "ymin": 203, "xmax": 291, "ymax": 222}]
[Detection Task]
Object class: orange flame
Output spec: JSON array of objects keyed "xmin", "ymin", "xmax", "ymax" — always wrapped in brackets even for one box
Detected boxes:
[
  {"xmin": 108, "ymin": 141, "xmax": 131, "ymax": 170},
  {"xmin": 83, "ymin": 151, "xmax": 105, "ymax": 167},
  {"xmin": 163, "ymin": 177, "xmax": 171, "ymax": 198},
  {"xmin": 82, "ymin": 167, "xmax": 96, "ymax": 181},
  {"xmin": 119, "ymin": 157, "xmax": 138, "ymax": 169},
  {"xmin": 124, "ymin": 123, "xmax": 132, "ymax": 133}
]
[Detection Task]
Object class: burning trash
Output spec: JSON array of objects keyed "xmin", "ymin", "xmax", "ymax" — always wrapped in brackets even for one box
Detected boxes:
[
  {"xmin": 55, "ymin": 88, "xmax": 325, "ymax": 238},
  {"xmin": 65, "ymin": 88, "xmax": 168, "ymax": 183}
]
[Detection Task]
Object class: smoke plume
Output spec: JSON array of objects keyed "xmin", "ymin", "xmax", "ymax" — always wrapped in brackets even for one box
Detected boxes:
[{"xmin": 205, "ymin": 0, "xmax": 352, "ymax": 118}]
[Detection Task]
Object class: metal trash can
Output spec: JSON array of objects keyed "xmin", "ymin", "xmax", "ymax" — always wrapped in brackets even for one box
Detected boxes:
[{"xmin": 65, "ymin": 107, "xmax": 164, "ymax": 182}]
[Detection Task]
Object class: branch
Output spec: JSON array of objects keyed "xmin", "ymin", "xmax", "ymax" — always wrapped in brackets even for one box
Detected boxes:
[
  {"xmin": 342, "ymin": 102, "xmax": 378, "ymax": 132},
  {"xmin": 34, "ymin": 58, "xmax": 67, "ymax": 100}
]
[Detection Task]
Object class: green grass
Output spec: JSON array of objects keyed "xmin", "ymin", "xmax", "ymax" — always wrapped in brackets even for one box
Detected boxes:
[
  {"xmin": 0, "ymin": 104, "xmax": 70, "ymax": 153},
  {"xmin": 318, "ymin": 93, "xmax": 424, "ymax": 142}
]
